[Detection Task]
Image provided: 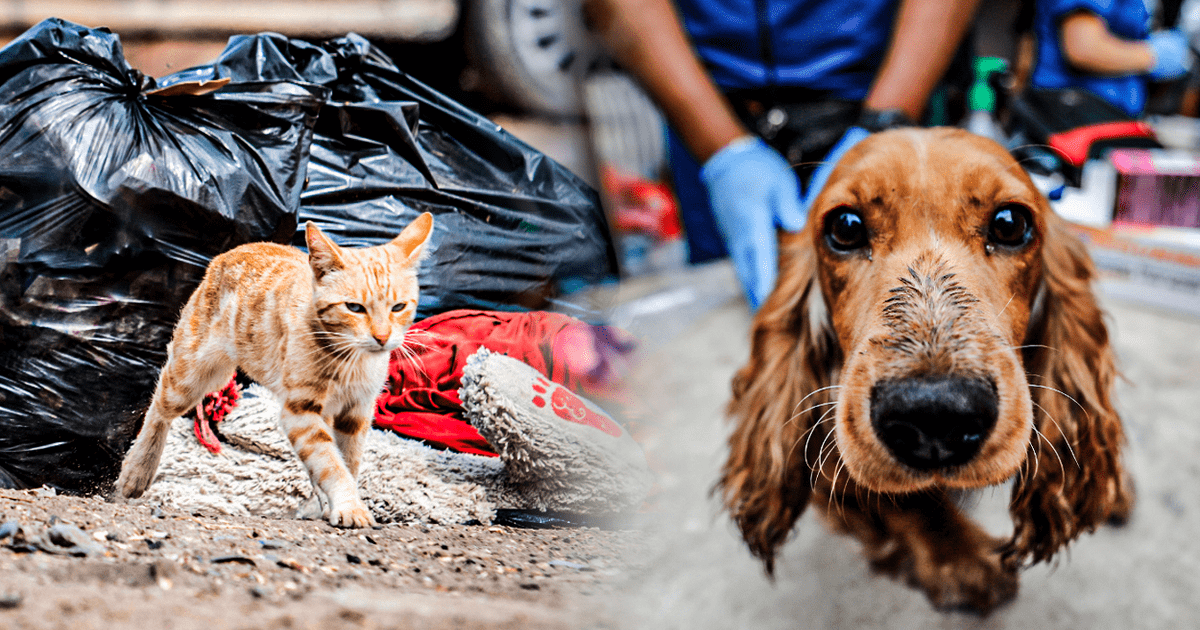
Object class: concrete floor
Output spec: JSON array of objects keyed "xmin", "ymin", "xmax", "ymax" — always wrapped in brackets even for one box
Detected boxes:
[{"xmin": 603, "ymin": 261, "xmax": 1200, "ymax": 630}]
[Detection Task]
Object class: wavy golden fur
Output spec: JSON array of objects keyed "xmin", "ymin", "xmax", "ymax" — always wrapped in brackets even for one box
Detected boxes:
[
  {"xmin": 116, "ymin": 213, "xmax": 434, "ymax": 528},
  {"xmin": 719, "ymin": 128, "xmax": 1131, "ymax": 611}
]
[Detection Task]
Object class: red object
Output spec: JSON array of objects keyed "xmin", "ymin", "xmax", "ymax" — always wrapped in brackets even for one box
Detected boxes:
[
  {"xmin": 536, "ymin": 376, "xmax": 622, "ymax": 437},
  {"xmin": 193, "ymin": 379, "xmax": 241, "ymax": 454},
  {"xmin": 189, "ymin": 311, "xmax": 622, "ymax": 457},
  {"xmin": 1048, "ymin": 121, "xmax": 1156, "ymax": 167},
  {"xmin": 374, "ymin": 310, "xmax": 613, "ymax": 456},
  {"xmin": 602, "ymin": 166, "xmax": 682, "ymax": 239}
]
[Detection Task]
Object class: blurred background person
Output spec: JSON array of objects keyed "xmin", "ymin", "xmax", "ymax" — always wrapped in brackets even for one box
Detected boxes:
[
  {"xmin": 1030, "ymin": 0, "xmax": 1193, "ymax": 118},
  {"xmin": 587, "ymin": 0, "xmax": 981, "ymax": 309}
]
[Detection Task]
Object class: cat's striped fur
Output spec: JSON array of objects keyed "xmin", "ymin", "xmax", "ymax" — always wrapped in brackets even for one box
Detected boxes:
[{"xmin": 115, "ymin": 213, "xmax": 434, "ymax": 527}]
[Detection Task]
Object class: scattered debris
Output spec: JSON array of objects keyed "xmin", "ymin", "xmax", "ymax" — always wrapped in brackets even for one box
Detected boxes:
[
  {"xmin": 0, "ymin": 591, "xmax": 21, "ymax": 609},
  {"xmin": 0, "ymin": 486, "xmax": 646, "ymax": 629},
  {"xmin": 211, "ymin": 555, "xmax": 257, "ymax": 566}
]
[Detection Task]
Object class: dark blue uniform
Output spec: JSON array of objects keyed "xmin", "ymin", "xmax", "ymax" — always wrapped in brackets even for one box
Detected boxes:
[{"xmin": 668, "ymin": 0, "xmax": 903, "ymax": 262}]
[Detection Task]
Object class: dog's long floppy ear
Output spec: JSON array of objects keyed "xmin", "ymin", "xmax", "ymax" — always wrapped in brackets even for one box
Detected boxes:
[
  {"xmin": 1006, "ymin": 215, "xmax": 1132, "ymax": 568},
  {"xmin": 718, "ymin": 233, "xmax": 840, "ymax": 575}
]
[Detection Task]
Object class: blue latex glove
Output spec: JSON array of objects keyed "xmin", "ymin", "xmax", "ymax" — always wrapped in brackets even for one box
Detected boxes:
[
  {"xmin": 1148, "ymin": 29, "xmax": 1191, "ymax": 81},
  {"xmin": 700, "ymin": 137, "xmax": 805, "ymax": 310},
  {"xmin": 801, "ymin": 126, "xmax": 871, "ymax": 214}
]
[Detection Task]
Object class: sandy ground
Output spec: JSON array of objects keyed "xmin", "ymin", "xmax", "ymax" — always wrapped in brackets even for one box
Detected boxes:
[
  {"xmin": 612, "ymin": 261, "xmax": 1200, "ymax": 630},
  {"xmin": 0, "ymin": 486, "xmax": 645, "ymax": 630}
]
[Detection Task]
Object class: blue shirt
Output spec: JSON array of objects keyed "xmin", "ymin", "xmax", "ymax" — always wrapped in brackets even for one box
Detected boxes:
[
  {"xmin": 675, "ymin": 0, "xmax": 901, "ymax": 97},
  {"xmin": 1031, "ymin": 0, "xmax": 1151, "ymax": 117}
]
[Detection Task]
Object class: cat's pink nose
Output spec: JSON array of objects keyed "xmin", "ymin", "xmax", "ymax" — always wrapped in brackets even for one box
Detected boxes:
[{"xmin": 372, "ymin": 332, "xmax": 389, "ymax": 347}]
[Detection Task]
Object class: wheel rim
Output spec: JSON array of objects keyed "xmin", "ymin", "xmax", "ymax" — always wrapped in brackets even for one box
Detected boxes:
[{"xmin": 508, "ymin": 0, "xmax": 606, "ymax": 112}]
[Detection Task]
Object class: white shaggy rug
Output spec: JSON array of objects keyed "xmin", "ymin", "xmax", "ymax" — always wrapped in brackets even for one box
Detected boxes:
[
  {"xmin": 144, "ymin": 384, "xmax": 502, "ymax": 525},
  {"xmin": 139, "ymin": 349, "xmax": 652, "ymax": 525}
]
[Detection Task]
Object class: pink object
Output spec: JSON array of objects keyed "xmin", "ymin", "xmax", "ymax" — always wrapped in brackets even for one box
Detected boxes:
[{"xmin": 1111, "ymin": 149, "xmax": 1200, "ymax": 228}]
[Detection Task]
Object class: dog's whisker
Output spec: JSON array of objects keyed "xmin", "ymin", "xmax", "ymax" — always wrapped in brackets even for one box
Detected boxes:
[
  {"xmin": 787, "ymin": 408, "xmax": 836, "ymax": 473},
  {"xmin": 815, "ymin": 425, "xmax": 840, "ymax": 475},
  {"xmin": 785, "ymin": 400, "xmax": 838, "ymax": 430},
  {"xmin": 831, "ymin": 459, "xmax": 850, "ymax": 520},
  {"xmin": 1012, "ymin": 344, "xmax": 1055, "ymax": 352},
  {"xmin": 1029, "ymin": 383, "xmax": 1092, "ymax": 425},
  {"xmin": 1023, "ymin": 437, "xmax": 1040, "ymax": 487},
  {"xmin": 1032, "ymin": 401, "xmax": 1080, "ymax": 468},
  {"xmin": 1030, "ymin": 423, "xmax": 1066, "ymax": 479},
  {"xmin": 793, "ymin": 411, "xmax": 835, "ymax": 443},
  {"xmin": 800, "ymin": 406, "xmax": 839, "ymax": 469},
  {"xmin": 996, "ymin": 293, "xmax": 1016, "ymax": 318},
  {"xmin": 811, "ymin": 428, "xmax": 840, "ymax": 489},
  {"xmin": 791, "ymin": 385, "xmax": 843, "ymax": 416}
]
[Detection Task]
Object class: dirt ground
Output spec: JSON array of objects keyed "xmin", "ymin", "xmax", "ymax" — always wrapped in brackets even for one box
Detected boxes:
[{"xmin": 0, "ymin": 487, "xmax": 646, "ymax": 630}]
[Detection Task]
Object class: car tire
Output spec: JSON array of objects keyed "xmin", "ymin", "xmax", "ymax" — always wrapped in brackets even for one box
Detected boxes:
[{"xmin": 463, "ymin": 0, "xmax": 606, "ymax": 116}]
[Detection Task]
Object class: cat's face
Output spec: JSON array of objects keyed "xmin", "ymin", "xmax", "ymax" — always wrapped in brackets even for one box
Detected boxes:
[{"xmin": 306, "ymin": 214, "xmax": 433, "ymax": 354}]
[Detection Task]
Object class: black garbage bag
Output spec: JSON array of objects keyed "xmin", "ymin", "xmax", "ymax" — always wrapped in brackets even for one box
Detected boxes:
[
  {"xmin": 161, "ymin": 33, "xmax": 618, "ymax": 316},
  {"xmin": 0, "ymin": 19, "xmax": 325, "ymax": 491}
]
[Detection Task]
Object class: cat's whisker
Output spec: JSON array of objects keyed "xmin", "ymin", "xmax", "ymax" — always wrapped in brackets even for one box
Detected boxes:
[{"xmin": 393, "ymin": 341, "xmax": 431, "ymax": 382}]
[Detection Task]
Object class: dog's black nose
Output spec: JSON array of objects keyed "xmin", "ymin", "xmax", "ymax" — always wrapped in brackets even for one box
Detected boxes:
[{"xmin": 869, "ymin": 376, "xmax": 998, "ymax": 470}]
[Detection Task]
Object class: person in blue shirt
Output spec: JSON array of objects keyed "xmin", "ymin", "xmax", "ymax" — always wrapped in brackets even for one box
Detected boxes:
[
  {"xmin": 587, "ymin": 0, "xmax": 980, "ymax": 309},
  {"xmin": 1031, "ymin": 0, "xmax": 1191, "ymax": 118}
]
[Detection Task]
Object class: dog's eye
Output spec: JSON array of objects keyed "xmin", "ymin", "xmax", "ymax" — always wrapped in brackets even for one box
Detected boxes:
[
  {"xmin": 824, "ymin": 208, "xmax": 868, "ymax": 251},
  {"xmin": 988, "ymin": 205, "xmax": 1033, "ymax": 247}
]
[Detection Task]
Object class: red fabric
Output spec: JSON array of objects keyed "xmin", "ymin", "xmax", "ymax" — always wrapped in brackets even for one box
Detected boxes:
[
  {"xmin": 194, "ymin": 379, "xmax": 241, "ymax": 454},
  {"xmin": 374, "ymin": 310, "xmax": 594, "ymax": 456}
]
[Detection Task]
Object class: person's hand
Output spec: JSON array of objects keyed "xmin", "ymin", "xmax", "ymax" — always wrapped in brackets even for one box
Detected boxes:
[
  {"xmin": 1148, "ymin": 29, "xmax": 1191, "ymax": 81},
  {"xmin": 700, "ymin": 137, "xmax": 805, "ymax": 310},
  {"xmin": 802, "ymin": 126, "xmax": 871, "ymax": 213}
]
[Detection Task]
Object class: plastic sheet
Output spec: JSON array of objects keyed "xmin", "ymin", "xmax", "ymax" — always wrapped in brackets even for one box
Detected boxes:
[
  {"xmin": 162, "ymin": 33, "xmax": 618, "ymax": 316},
  {"xmin": 0, "ymin": 19, "xmax": 325, "ymax": 491}
]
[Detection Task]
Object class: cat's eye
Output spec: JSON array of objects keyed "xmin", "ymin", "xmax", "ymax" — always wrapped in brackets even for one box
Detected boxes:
[
  {"xmin": 391, "ymin": 302, "xmax": 408, "ymax": 313},
  {"xmin": 988, "ymin": 204, "xmax": 1034, "ymax": 248},
  {"xmin": 824, "ymin": 207, "xmax": 868, "ymax": 252},
  {"xmin": 345, "ymin": 302, "xmax": 366, "ymax": 313}
]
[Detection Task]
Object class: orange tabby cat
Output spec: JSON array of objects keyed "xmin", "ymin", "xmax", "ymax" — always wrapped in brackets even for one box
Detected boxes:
[{"xmin": 115, "ymin": 213, "xmax": 434, "ymax": 527}]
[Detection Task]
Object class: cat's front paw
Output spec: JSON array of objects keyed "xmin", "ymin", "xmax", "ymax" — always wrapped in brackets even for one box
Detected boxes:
[
  {"xmin": 114, "ymin": 469, "xmax": 151, "ymax": 499},
  {"xmin": 327, "ymin": 498, "xmax": 376, "ymax": 528},
  {"xmin": 114, "ymin": 456, "xmax": 156, "ymax": 499}
]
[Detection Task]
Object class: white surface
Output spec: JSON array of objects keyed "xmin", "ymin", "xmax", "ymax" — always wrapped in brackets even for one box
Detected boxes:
[{"xmin": 1052, "ymin": 159, "xmax": 1117, "ymax": 227}]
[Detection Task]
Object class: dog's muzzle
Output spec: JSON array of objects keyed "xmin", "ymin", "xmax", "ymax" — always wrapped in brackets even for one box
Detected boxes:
[{"xmin": 869, "ymin": 376, "xmax": 998, "ymax": 470}]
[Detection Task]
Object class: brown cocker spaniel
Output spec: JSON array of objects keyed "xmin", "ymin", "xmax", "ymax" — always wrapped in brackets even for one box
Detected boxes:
[{"xmin": 719, "ymin": 128, "xmax": 1132, "ymax": 612}]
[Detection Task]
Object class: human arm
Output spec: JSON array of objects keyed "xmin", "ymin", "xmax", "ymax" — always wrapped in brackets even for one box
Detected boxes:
[
  {"xmin": 1059, "ymin": 11, "xmax": 1188, "ymax": 79},
  {"xmin": 1060, "ymin": 11, "xmax": 1155, "ymax": 75},
  {"xmin": 584, "ymin": 0, "xmax": 747, "ymax": 162},
  {"xmin": 586, "ymin": 0, "xmax": 805, "ymax": 309},
  {"xmin": 865, "ymin": 0, "xmax": 983, "ymax": 120}
]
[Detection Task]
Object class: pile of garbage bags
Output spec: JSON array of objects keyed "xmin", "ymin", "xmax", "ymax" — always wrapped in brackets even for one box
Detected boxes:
[{"xmin": 0, "ymin": 19, "xmax": 616, "ymax": 492}]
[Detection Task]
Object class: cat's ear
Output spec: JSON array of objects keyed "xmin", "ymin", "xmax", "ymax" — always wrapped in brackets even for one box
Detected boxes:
[
  {"xmin": 389, "ymin": 212, "xmax": 434, "ymax": 263},
  {"xmin": 305, "ymin": 221, "xmax": 345, "ymax": 279}
]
